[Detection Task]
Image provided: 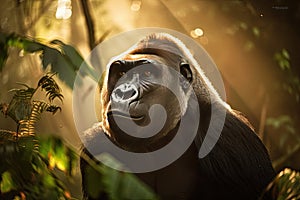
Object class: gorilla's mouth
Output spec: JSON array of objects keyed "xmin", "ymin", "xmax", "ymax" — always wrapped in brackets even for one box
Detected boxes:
[{"xmin": 107, "ymin": 110, "xmax": 144, "ymax": 121}]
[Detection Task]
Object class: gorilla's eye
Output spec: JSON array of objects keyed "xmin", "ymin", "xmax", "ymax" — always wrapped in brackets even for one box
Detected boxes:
[
  {"xmin": 119, "ymin": 71, "xmax": 126, "ymax": 77},
  {"xmin": 143, "ymin": 71, "xmax": 152, "ymax": 77}
]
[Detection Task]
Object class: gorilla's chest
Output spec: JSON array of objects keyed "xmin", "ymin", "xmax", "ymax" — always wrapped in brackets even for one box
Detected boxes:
[{"xmin": 136, "ymin": 144, "xmax": 202, "ymax": 200}]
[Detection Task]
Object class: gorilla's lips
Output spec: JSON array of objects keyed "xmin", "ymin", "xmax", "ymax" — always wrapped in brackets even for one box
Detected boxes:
[{"xmin": 107, "ymin": 110, "xmax": 144, "ymax": 121}]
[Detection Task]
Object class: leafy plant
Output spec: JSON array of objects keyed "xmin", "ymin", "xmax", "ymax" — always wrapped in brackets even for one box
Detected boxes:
[
  {"xmin": 1, "ymin": 73, "xmax": 63, "ymax": 135},
  {"xmin": 0, "ymin": 32, "xmax": 97, "ymax": 89},
  {"xmin": 0, "ymin": 73, "xmax": 76, "ymax": 199},
  {"xmin": 81, "ymin": 153, "xmax": 159, "ymax": 200},
  {"xmin": 266, "ymin": 115, "xmax": 298, "ymax": 149},
  {"xmin": 260, "ymin": 168, "xmax": 300, "ymax": 200},
  {"xmin": 0, "ymin": 73, "xmax": 157, "ymax": 199},
  {"xmin": 274, "ymin": 49, "xmax": 300, "ymax": 102}
]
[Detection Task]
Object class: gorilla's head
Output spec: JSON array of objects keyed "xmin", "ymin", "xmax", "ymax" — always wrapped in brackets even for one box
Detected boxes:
[{"xmin": 99, "ymin": 33, "xmax": 205, "ymax": 152}]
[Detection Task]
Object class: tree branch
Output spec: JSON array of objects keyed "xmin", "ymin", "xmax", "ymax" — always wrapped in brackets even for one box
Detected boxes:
[{"xmin": 80, "ymin": 0, "xmax": 96, "ymax": 50}]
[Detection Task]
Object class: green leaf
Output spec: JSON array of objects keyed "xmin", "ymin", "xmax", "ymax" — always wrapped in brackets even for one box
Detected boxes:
[
  {"xmin": 82, "ymin": 152, "xmax": 158, "ymax": 199},
  {"xmin": 6, "ymin": 34, "xmax": 76, "ymax": 87},
  {"xmin": 252, "ymin": 27, "xmax": 260, "ymax": 37},
  {"xmin": 41, "ymin": 47, "xmax": 77, "ymax": 88},
  {"xmin": 51, "ymin": 40, "xmax": 97, "ymax": 81},
  {"xmin": 119, "ymin": 173, "xmax": 158, "ymax": 200},
  {"xmin": 97, "ymin": 154, "xmax": 158, "ymax": 200},
  {"xmin": 43, "ymin": 173, "xmax": 56, "ymax": 188},
  {"xmin": 274, "ymin": 49, "xmax": 291, "ymax": 71},
  {"xmin": 51, "ymin": 40, "xmax": 84, "ymax": 71},
  {"xmin": 266, "ymin": 115, "xmax": 293, "ymax": 129},
  {"xmin": 1, "ymin": 32, "xmax": 96, "ymax": 88},
  {"xmin": 282, "ymin": 49, "xmax": 290, "ymax": 60},
  {"xmin": 22, "ymin": 39, "xmax": 45, "ymax": 53},
  {"xmin": 39, "ymin": 136, "xmax": 78, "ymax": 174},
  {"xmin": 279, "ymin": 60, "xmax": 290, "ymax": 70},
  {"xmin": 0, "ymin": 171, "xmax": 15, "ymax": 193},
  {"xmin": 7, "ymin": 35, "xmax": 44, "ymax": 53}
]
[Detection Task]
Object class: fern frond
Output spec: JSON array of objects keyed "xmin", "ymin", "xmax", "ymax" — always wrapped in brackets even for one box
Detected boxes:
[
  {"xmin": 261, "ymin": 168, "xmax": 300, "ymax": 199},
  {"xmin": 46, "ymin": 105, "xmax": 62, "ymax": 114},
  {"xmin": 19, "ymin": 119, "xmax": 35, "ymax": 137},
  {"xmin": 0, "ymin": 130, "xmax": 18, "ymax": 142},
  {"xmin": 38, "ymin": 74, "xmax": 63, "ymax": 102},
  {"xmin": 19, "ymin": 101, "xmax": 61, "ymax": 137},
  {"xmin": 6, "ymin": 86, "xmax": 35, "ymax": 122}
]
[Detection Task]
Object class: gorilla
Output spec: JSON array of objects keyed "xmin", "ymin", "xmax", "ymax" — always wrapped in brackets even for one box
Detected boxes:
[{"xmin": 80, "ymin": 33, "xmax": 275, "ymax": 200}]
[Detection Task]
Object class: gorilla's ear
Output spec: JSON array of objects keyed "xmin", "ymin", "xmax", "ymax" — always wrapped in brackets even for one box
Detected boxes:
[{"xmin": 180, "ymin": 61, "xmax": 193, "ymax": 83}]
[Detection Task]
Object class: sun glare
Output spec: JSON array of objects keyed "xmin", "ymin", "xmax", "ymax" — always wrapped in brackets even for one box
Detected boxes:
[
  {"xmin": 131, "ymin": 0, "xmax": 142, "ymax": 12},
  {"xmin": 55, "ymin": 0, "xmax": 72, "ymax": 20},
  {"xmin": 190, "ymin": 28, "xmax": 204, "ymax": 38}
]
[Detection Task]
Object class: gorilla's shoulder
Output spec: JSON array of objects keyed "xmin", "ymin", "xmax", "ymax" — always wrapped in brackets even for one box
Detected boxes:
[
  {"xmin": 81, "ymin": 123, "xmax": 104, "ymax": 143},
  {"xmin": 81, "ymin": 123, "xmax": 107, "ymax": 154}
]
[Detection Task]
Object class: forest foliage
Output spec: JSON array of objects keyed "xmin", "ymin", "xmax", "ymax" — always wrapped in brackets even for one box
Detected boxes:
[{"xmin": 0, "ymin": 67, "xmax": 157, "ymax": 199}]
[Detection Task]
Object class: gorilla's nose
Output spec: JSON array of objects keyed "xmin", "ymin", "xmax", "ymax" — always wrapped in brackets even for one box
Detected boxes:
[{"xmin": 112, "ymin": 83, "xmax": 139, "ymax": 103}]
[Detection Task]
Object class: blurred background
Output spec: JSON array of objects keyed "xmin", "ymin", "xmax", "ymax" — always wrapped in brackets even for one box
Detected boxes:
[{"xmin": 0, "ymin": 0, "xmax": 299, "ymax": 193}]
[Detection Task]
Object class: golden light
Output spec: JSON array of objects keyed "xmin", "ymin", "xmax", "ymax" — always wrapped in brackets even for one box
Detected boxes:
[
  {"xmin": 195, "ymin": 28, "xmax": 204, "ymax": 36},
  {"xmin": 131, "ymin": 0, "xmax": 142, "ymax": 12},
  {"xmin": 190, "ymin": 28, "xmax": 204, "ymax": 38},
  {"xmin": 56, "ymin": 0, "xmax": 72, "ymax": 20},
  {"xmin": 190, "ymin": 30, "xmax": 197, "ymax": 38}
]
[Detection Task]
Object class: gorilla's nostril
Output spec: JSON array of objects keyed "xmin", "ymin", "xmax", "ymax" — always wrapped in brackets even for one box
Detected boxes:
[
  {"xmin": 115, "ymin": 89, "xmax": 136, "ymax": 100},
  {"xmin": 115, "ymin": 88, "xmax": 123, "ymax": 99},
  {"xmin": 124, "ymin": 90, "xmax": 137, "ymax": 100}
]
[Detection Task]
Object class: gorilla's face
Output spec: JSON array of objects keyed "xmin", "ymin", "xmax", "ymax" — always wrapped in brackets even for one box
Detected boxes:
[{"xmin": 101, "ymin": 53, "xmax": 193, "ymax": 151}]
